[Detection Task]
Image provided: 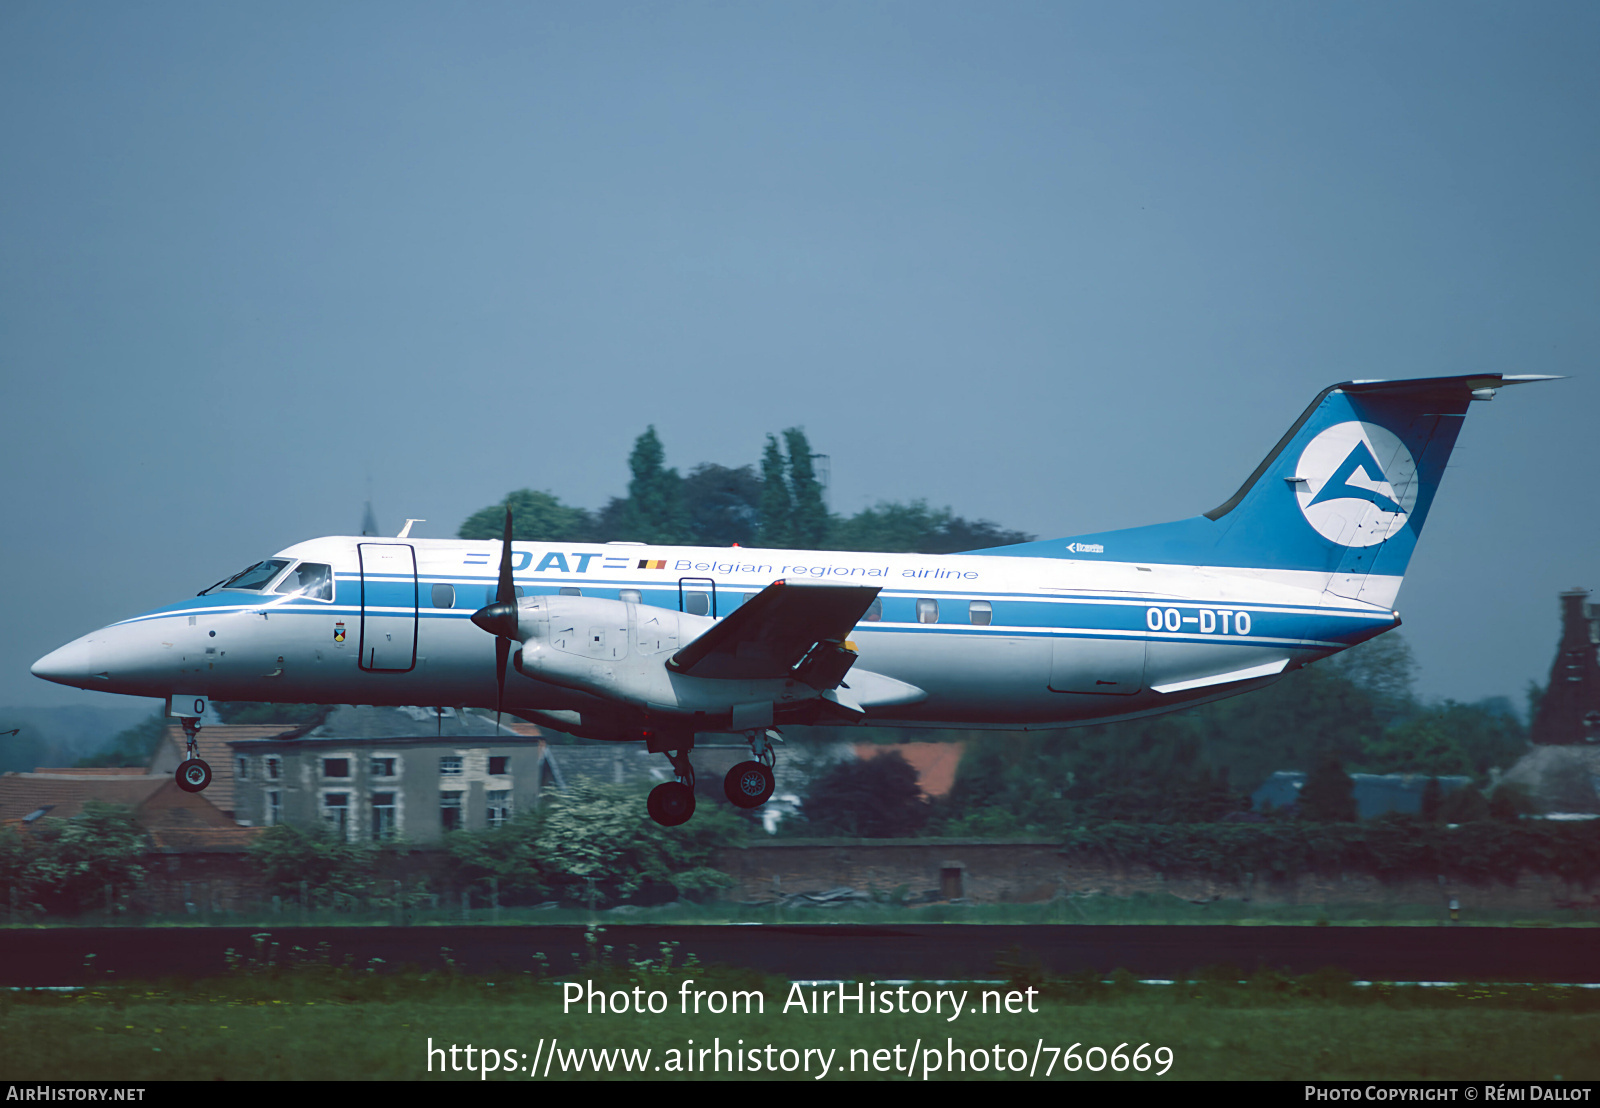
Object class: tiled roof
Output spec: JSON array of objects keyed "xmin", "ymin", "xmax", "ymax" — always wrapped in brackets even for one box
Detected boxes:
[
  {"xmin": 853, "ymin": 742, "xmax": 966, "ymax": 798},
  {"xmin": 31, "ymin": 767, "xmax": 150, "ymax": 776},
  {"xmin": 0, "ymin": 773, "xmax": 169, "ymax": 823},
  {"xmin": 306, "ymin": 705, "xmax": 541, "ymax": 740}
]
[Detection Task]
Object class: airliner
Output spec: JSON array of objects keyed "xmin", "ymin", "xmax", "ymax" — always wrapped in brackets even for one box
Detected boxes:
[{"xmin": 32, "ymin": 374, "xmax": 1551, "ymax": 824}]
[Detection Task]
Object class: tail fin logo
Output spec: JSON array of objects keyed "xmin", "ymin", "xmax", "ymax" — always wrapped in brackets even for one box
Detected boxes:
[{"xmin": 1294, "ymin": 421, "xmax": 1418, "ymax": 548}]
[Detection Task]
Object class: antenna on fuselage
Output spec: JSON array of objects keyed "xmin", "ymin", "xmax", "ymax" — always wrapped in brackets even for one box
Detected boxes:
[{"xmin": 398, "ymin": 519, "xmax": 425, "ymax": 538}]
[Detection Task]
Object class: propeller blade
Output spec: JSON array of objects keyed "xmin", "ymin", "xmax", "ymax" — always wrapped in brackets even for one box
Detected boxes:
[
  {"xmin": 495, "ymin": 636, "xmax": 509, "ymax": 730},
  {"xmin": 497, "ymin": 507, "xmax": 516, "ymax": 606}
]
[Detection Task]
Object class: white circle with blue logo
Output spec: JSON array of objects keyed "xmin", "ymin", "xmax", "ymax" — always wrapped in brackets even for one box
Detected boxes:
[{"xmin": 1294, "ymin": 421, "xmax": 1417, "ymax": 547}]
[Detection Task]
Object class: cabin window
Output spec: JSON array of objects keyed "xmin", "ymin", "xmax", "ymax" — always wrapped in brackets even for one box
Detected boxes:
[
  {"xmin": 488, "ymin": 756, "xmax": 509, "ymax": 776},
  {"xmin": 684, "ymin": 592, "xmax": 710, "ymax": 616},
  {"xmin": 484, "ymin": 586, "xmax": 525, "ymax": 604},
  {"xmin": 275, "ymin": 562, "xmax": 334, "ymax": 601},
  {"xmin": 619, "ymin": 589, "xmax": 642, "ymax": 604},
  {"xmin": 440, "ymin": 791, "xmax": 463, "ymax": 832},
  {"xmin": 863, "ymin": 599, "xmax": 883, "ymax": 622},
  {"xmin": 372, "ymin": 793, "xmax": 397, "ymax": 840},
  {"xmin": 431, "ymin": 584, "xmax": 456, "ymax": 609},
  {"xmin": 917, "ymin": 598, "xmax": 939, "ymax": 624},
  {"xmin": 322, "ymin": 758, "xmax": 350, "ymax": 779},
  {"xmin": 440, "ymin": 756, "xmax": 463, "ymax": 776},
  {"xmin": 969, "ymin": 600, "xmax": 992, "ymax": 626},
  {"xmin": 208, "ymin": 559, "xmax": 291, "ymax": 593},
  {"xmin": 558, "ymin": 587, "xmax": 582, "ymax": 596}
]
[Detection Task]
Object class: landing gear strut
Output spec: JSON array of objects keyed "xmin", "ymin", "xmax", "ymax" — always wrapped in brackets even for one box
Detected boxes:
[
  {"xmin": 646, "ymin": 731, "xmax": 696, "ymax": 827},
  {"xmin": 724, "ymin": 729, "xmax": 778, "ymax": 809},
  {"xmin": 174, "ymin": 716, "xmax": 212, "ymax": 793}
]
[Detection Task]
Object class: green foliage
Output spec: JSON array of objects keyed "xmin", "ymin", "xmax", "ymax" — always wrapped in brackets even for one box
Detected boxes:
[
  {"xmin": 1299, "ymin": 753, "xmax": 1358, "ymax": 821},
  {"xmin": 831, "ymin": 499, "xmax": 1033, "ymax": 554},
  {"xmin": 457, "ymin": 489, "xmax": 594, "ymax": 543},
  {"xmin": 782, "ymin": 427, "xmax": 830, "ymax": 549},
  {"xmin": 803, "ymin": 752, "xmax": 929, "ymax": 837},
  {"xmin": 757, "ymin": 434, "xmax": 792, "ymax": 547},
  {"xmin": 1062, "ymin": 818, "xmax": 1600, "ymax": 885},
  {"xmin": 621, "ymin": 426, "xmax": 689, "ymax": 545},
  {"xmin": 6, "ymin": 802, "xmax": 147, "ymax": 914},
  {"xmin": 531, "ymin": 781, "xmax": 740, "ymax": 903},
  {"xmin": 447, "ymin": 810, "xmax": 552, "ymax": 904},
  {"xmin": 247, "ymin": 823, "xmax": 380, "ymax": 909},
  {"xmin": 211, "ymin": 702, "xmax": 330, "ymax": 727},
  {"xmin": 681, "ymin": 463, "xmax": 762, "ymax": 547},
  {"xmin": 75, "ymin": 712, "xmax": 169, "ymax": 769}
]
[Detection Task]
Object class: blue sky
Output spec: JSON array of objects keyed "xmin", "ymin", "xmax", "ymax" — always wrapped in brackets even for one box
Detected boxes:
[{"xmin": 2, "ymin": 2, "xmax": 1595, "ymax": 713}]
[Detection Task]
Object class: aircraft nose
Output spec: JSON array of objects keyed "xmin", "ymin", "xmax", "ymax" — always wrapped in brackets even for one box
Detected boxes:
[{"xmin": 31, "ymin": 638, "xmax": 97, "ymax": 687}]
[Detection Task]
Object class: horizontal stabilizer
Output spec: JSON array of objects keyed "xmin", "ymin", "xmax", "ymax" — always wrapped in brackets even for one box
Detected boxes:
[{"xmin": 668, "ymin": 580, "xmax": 881, "ymax": 680}]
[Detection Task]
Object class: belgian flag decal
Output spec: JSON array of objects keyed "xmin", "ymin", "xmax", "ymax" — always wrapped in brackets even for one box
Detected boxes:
[{"xmin": 637, "ymin": 559, "xmax": 667, "ymax": 569}]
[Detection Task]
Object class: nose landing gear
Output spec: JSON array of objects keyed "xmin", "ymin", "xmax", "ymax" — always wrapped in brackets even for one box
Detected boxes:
[{"xmin": 174, "ymin": 716, "xmax": 212, "ymax": 794}]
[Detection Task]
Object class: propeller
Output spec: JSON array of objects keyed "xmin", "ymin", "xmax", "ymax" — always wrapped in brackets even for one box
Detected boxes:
[{"xmin": 470, "ymin": 508, "xmax": 521, "ymax": 730}]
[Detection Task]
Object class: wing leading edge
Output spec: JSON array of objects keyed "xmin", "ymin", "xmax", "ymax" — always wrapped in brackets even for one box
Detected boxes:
[{"xmin": 667, "ymin": 580, "xmax": 880, "ymax": 681}]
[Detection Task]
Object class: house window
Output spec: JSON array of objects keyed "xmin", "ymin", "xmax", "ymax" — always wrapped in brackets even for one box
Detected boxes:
[
  {"xmin": 487, "ymin": 790, "xmax": 511, "ymax": 829},
  {"xmin": 237, "ymin": 756, "xmax": 249, "ymax": 781},
  {"xmin": 267, "ymin": 790, "xmax": 281, "ymax": 827},
  {"xmin": 488, "ymin": 756, "xmax": 509, "ymax": 776},
  {"xmin": 323, "ymin": 758, "xmax": 350, "ymax": 779},
  {"xmin": 372, "ymin": 792, "xmax": 397, "ymax": 840},
  {"xmin": 969, "ymin": 600, "xmax": 992, "ymax": 626},
  {"xmin": 323, "ymin": 793, "xmax": 350, "ymax": 838},
  {"xmin": 265, "ymin": 756, "xmax": 281, "ymax": 780},
  {"xmin": 440, "ymin": 756, "xmax": 463, "ymax": 776},
  {"xmin": 370, "ymin": 757, "xmax": 396, "ymax": 778},
  {"xmin": 440, "ymin": 791, "xmax": 463, "ymax": 831},
  {"xmin": 917, "ymin": 598, "xmax": 939, "ymax": 624}
]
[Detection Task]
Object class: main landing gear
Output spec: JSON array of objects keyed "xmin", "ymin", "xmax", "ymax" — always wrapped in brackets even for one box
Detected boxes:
[
  {"xmin": 724, "ymin": 729, "xmax": 777, "ymax": 810},
  {"xmin": 174, "ymin": 716, "xmax": 212, "ymax": 793},
  {"xmin": 644, "ymin": 728, "xmax": 782, "ymax": 826}
]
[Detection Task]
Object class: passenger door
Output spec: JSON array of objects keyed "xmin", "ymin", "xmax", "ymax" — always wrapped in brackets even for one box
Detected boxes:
[{"xmin": 358, "ymin": 543, "xmax": 418, "ymax": 672}]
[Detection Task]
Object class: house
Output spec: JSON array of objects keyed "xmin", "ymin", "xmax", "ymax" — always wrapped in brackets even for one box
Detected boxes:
[{"xmin": 225, "ymin": 705, "xmax": 548, "ymax": 842}]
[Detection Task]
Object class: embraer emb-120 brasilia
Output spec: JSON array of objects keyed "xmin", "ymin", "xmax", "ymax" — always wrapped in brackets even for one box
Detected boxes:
[{"xmin": 34, "ymin": 374, "xmax": 1553, "ymax": 825}]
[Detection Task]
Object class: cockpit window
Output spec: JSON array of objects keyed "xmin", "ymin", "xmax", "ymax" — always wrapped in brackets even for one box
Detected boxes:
[
  {"xmin": 205, "ymin": 559, "xmax": 292, "ymax": 594},
  {"xmin": 275, "ymin": 562, "xmax": 335, "ymax": 602}
]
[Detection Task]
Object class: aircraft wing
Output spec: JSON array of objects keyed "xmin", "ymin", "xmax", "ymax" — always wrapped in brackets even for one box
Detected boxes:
[{"xmin": 666, "ymin": 580, "xmax": 880, "ymax": 681}]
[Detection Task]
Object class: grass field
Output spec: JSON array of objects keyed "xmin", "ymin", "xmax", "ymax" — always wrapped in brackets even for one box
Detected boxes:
[
  {"xmin": 18, "ymin": 891, "xmax": 1600, "ymax": 929},
  {"xmin": 4, "ymin": 953, "xmax": 1598, "ymax": 1081}
]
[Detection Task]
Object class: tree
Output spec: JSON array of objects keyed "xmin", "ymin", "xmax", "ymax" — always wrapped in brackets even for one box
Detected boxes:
[
  {"xmin": 830, "ymin": 500, "xmax": 1033, "ymax": 554},
  {"xmin": 621, "ymin": 427, "xmax": 688, "ymax": 545},
  {"xmin": 757, "ymin": 435, "xmax": 792, "ymax": 548},
  {"xmin": 248, "ymin": 823, "xmax": 379, "ymax": 909},
  {"xmin": 1299, "ymin": 754, "xmax": 1358, "ymax": 821},
  {"xmin": 75, "ymin": 712, "xmax": 169, "ymax": 769},
  {"xmin": 19, "ymin": 802, "xmax": 148, "ymax": 915},
  {"xmin": 803, "ymin": 752, "xmax": 928, "ymax": 837},
  {"xmin": 531, "ymin": 781, "xmax": 739, "ymax": 903},
  {"xmin": 458, "ymin": 489, "xmax": 594, "ymax": 543},
  {"xmin": 783, "ymin": 427, "xmax": 829, "ymax": 549},
  {"xmin": 682, "ymin": 463, "xmax": 762, "ymax": 547}
]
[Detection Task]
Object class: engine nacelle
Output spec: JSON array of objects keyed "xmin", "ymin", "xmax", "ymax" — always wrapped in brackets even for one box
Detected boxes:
[{"xmin": 506, "ymin": 595, "xmax": 817, "ymax": 723}]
